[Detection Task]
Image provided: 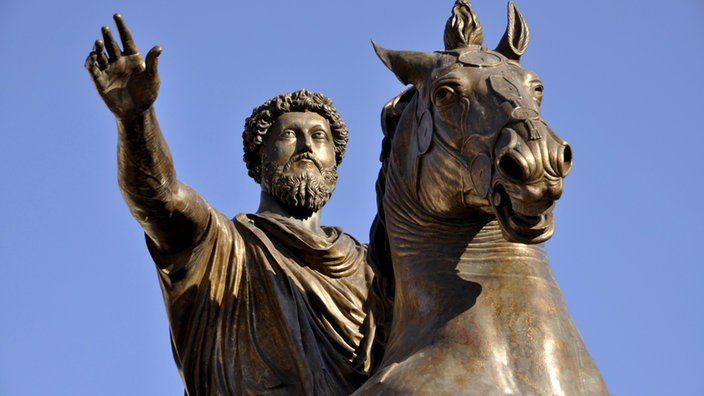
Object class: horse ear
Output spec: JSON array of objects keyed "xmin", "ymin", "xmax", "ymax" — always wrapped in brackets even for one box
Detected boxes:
[
  {"xmin": 372, "ymin": 41, "xmax": 438, "ymax": 86},
  {"xmin": 444, "ymin": 0, "xmax": 483, "ymax": 50},
  {"xmin": 495, "ymin": 1, "xmax": 530, "ymax": 62}
]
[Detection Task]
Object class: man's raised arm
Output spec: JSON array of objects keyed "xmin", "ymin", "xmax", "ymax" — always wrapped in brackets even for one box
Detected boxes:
[{"xmin": 85, "ymin": 14, "xmax": 209, "ymax": 254}]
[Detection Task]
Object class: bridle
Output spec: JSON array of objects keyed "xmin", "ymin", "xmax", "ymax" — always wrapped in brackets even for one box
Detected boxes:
[{"xmin": 407, "ymin": 49, "xmax": 546, "ymax": 203}]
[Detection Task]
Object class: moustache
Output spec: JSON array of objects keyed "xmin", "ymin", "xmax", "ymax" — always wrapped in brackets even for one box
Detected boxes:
[{"xmin": 283, "ymin": 152, "xmax": 324, "ymax": 172}]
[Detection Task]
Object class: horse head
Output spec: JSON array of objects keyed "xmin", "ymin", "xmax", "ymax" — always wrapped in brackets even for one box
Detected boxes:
[{"xmin": 374, "ymin": 0, "xmax": 572, "ymax": 244}]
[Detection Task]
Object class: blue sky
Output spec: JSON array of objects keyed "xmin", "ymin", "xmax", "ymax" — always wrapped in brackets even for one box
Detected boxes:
[{"xmin": 0, "ymin": 0, "xmax": 702, "ymax": 394}]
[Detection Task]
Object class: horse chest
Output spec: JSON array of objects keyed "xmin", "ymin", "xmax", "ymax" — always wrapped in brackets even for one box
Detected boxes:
[{"xmin": 358, "ymin": 258, "xmax": 607, "ymax": 395}]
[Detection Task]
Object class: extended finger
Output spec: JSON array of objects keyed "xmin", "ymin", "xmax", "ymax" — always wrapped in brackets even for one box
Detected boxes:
[
  {"xmin": 84, "ymin": 52, "xmax": 97, "ymax": 72},
  {"xmin": 145, "ymin": 46, "xmax": 162, "ymax": 76},
  {"xmin": 85, "ymin": 52, "xmax": 105, "ymax": 89},
  {"xmin": 94, "ymin": 40, "xmax": 109, "ymax": 69},
  {"xmin": 101, "ymin": 26, "xmax": 121, "ymax": 62},
  {"xmin": 113, "ymin": 14, "xmax": 138, "ymax": 55}
]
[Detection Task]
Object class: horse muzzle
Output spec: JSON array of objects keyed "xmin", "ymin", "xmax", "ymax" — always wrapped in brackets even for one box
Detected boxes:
[{"xmin": 488, "ymin": 124, "xmax": 572, "ymax": 244}]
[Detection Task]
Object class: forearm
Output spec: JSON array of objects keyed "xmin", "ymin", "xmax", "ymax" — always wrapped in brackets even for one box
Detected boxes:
[
  {"xmin": 117, "ymin": 107, "xmax": 208, "ymax": 252},
  {"xmin": 117, "ymin": 106, "xmax": 174, "ymax": 200}
]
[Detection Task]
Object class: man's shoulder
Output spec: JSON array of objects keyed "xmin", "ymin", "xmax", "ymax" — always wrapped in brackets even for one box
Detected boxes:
[{"xmin": 337, "ymin": 230, "xmax": 367, "ymax": 251}]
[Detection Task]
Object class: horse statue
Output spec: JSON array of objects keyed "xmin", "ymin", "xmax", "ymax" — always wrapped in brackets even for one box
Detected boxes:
[{"xmin": 357, "ymin": 1, "xmax": 609, "ymax": 394}]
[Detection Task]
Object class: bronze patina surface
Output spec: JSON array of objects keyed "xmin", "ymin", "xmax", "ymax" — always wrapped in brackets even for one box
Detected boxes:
[
  {"xmin": 359, "ymin": 1, "xmax": 608, "ymax": 394},
  {"xmin": 85, "ymin": 1, "xmax": 607, "ymax": 394},
  {"xmin": 85, "ymin": 15, "xmax": 382, "ymax": 395}
]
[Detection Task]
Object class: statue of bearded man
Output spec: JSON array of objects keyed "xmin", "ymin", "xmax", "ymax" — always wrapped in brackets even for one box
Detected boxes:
[{"xmin": 85, "ymin": 15, "xmax": 382, "ymax": 396}]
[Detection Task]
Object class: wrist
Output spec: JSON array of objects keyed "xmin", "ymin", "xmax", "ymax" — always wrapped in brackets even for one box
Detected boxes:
[{"xmin": 116, "ymin": 106, "xmax": 154, "ymax": 125}]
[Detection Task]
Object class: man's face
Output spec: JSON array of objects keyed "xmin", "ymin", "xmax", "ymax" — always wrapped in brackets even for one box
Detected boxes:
[{"xmin": 260, "ymin": 111, "xmax": 338, "ymax": 213}]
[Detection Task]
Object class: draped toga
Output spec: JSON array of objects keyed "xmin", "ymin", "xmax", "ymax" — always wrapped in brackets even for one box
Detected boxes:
[{"xmin": 147, "ymin": 208, "xmax": 378, "ymax": 395}]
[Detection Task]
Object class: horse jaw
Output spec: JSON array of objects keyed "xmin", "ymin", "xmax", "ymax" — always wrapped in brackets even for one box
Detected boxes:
[{"xmin": 489, "ymin": 183, "xmax": 556, "ymax": 244}]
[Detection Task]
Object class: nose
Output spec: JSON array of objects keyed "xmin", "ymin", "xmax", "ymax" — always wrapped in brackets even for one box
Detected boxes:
[
  {"xmin": 497, "ymin": 150, "xmax": 529, "ymax": 182},
  {"xmin": 556, "ymin": 143, "xmax": 573, "ymax": 177},
  {"xmin": 495, "ymin": 127, "xmax": 534, "ymax": 182},
  {"xmin": 297, "ymin": 133, "xmax": 313, "ymax": 153},
  {"xmin": 495, "ymin": 125, "xmax": 573, "ymax": 183}
]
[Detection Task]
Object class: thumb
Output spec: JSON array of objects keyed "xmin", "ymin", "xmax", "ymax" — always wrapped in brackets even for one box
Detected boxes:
[{"xmin": 145, "ymin": 46, "xmax": 162, "ymax": 76}]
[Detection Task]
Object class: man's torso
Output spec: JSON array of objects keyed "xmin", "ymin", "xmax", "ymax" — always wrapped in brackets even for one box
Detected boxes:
[{"xmin": 148, "ymin": 209, "xmax": 377, "ymax": 395}]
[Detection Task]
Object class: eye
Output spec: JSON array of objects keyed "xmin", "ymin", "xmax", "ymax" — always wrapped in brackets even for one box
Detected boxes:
[
  {"xmin": 532, "ymin": 83, "xmax": 544, "ymax": 104},
  {"xmin": 312, "ymin": 131, "xmax": 328, "ymax": 140},
  {"xmin": 433, "ymin": 86, "xmax": 458, "ymax": 107},
  {"xmin": 280, "ymin": 130, "xmax": 296, "ymax": 139}
]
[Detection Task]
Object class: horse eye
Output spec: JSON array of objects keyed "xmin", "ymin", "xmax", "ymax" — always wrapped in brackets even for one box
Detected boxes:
[
  {"xmin": 433, "ymin": 86, "xmax": 457, "ymax": 107},
  {"xmin": 532, "ymin": 84, "xmax": 544, "ymax": 104},
  {"xmin": 533, "ymin": 84, "xmax": 544, "ymax": 96}
]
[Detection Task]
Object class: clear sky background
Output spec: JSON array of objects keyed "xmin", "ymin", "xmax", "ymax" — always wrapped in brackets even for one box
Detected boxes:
[{"xmin": 0, "ymin": 0, "xmax": 702, "ymax": 395}]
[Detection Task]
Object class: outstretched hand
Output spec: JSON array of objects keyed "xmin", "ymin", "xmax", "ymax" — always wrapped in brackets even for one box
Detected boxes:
[{"xmin": 85, "ymin": 14, "xmax": 162, "ymax": 121}]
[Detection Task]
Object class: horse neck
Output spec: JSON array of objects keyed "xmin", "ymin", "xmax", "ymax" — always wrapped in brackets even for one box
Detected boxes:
[{"xmin": 382, "ymin": 160, "xmax": 558, "ymax": 338}]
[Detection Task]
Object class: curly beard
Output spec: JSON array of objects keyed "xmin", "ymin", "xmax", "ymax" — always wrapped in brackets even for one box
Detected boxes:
[{"xmin": 260, "ymin": 154, "xmax": 338, "ymax": 215}]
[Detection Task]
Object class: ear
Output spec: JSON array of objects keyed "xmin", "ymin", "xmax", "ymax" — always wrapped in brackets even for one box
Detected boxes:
[
  {"xmin": 444, "ymin": 0, "xmax": 483, "ymax": 50},
  {"xmin": 495, "ymin": 1, "xmax": 530, "ymax": 62},
  {"xmin": 372, "ymin": 40, "xmax": 438, "ymax": 86}
]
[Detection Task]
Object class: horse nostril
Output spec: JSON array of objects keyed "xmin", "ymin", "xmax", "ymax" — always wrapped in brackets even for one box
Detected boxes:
[
  {"xmin": 559, "ymin": 144, "xmax": 573, "ymax": 177},
  {"xmin": 498, "ymin": 153, "xmax": 528, "ymax": 182}
]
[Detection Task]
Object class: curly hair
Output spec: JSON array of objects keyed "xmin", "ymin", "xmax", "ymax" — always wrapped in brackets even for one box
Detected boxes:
[{"xmin": 243, "ymin": 89, "xmax": 349, "ymax": 183}]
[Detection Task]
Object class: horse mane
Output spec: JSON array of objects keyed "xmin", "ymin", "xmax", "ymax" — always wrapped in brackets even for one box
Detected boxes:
[{"xmin": 367, "ymin": 87, "xmax": 417, "ymax": 356}]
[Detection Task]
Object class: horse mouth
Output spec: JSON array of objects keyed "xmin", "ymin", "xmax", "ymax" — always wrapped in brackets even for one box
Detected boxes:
[{"xmin": 491, "ymin": 184, "xmax": 555, "ymax": 244}]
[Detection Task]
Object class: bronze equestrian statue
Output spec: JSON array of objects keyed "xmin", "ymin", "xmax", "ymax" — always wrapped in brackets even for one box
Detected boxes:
[
  {"xmin": 358, "ymin": 1, "xmax": 609, "ymax": 394},
  {"xmin": 85, "ymin": 1, "xmax": 609, "ymax": 394}
]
